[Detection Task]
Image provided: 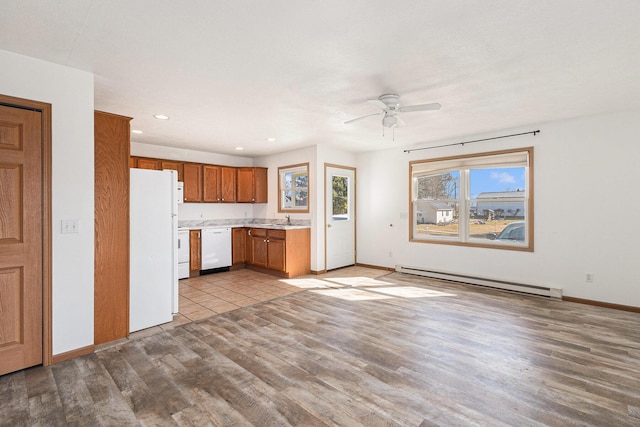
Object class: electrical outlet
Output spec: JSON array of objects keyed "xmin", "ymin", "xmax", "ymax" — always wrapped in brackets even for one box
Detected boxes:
[
  {"xmin": 585, "ymin": 273, "xmax": 594, "ymax": 283},
  {"xmin": 61, "ymin": 219, "xmax": 79, "ymax": 234}
]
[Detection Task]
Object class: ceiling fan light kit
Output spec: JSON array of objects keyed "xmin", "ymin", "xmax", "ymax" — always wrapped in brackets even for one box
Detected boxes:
[{"xmin": 345, "ymin": 93, "xmax": 441, "ymax": 130}]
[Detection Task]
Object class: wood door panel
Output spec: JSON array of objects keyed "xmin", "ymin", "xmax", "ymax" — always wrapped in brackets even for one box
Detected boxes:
[
  {"xmin": 0, "ymin": 104, "xmax": 43, "ymax": 375},
  {"xmin": 0, "ymin": 267, "xmax": 23, "ymax": 347},
  {"xmin": 0, "ymin": 164, "xmax": 22, "ymax": 242}
]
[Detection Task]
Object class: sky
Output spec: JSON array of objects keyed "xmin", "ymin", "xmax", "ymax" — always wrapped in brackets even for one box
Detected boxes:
[{"xmin": 470, "ymin": 167, "xmax": 526, "ymax": 198}]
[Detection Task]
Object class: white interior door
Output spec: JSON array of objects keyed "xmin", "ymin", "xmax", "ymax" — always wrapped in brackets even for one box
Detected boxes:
[{"xmin": 325, "ymin": 165, "xmax": 356, "ymax": 271}]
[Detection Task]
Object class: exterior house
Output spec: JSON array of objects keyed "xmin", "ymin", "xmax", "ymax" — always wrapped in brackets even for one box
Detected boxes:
[
  {"xmin": 416, "ymin": 200, "xmax": 454, "ymax": 224},
  {"xmin": 474, "ymin": 190, "xmax": 525, "ymax": 219}
]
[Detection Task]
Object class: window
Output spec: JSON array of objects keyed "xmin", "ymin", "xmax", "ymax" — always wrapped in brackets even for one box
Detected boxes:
[
  {"xmin": 278, "ymin": 163, "xmax": 309, "ymax": 213},
  {"xmin": 332, "ymin": 175, "xmax": 350, "ymax": 220},
  {"xmin": 410, "ymin": 147, "xmax": 533, "ymax": 251}
]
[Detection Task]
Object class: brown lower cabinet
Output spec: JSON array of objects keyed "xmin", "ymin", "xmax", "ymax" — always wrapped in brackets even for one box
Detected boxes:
[
  {"xmin": 244, "ymin": 227, "xmax": 310, "ymax": 278},
  {"xmin": 190, "ymin": 229, "xmax": 201, "ymax": 276}
]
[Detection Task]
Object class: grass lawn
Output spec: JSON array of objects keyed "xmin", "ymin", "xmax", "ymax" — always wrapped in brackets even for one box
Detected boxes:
[{"xmin": 416, "ymin": 219, "xmax": 521, "ymax": 238}]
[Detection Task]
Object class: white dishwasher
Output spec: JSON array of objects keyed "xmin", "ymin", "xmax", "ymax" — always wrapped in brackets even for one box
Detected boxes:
[{"xmin": 201, "ymin": 227, "xmax": 232, "ymax": 270}]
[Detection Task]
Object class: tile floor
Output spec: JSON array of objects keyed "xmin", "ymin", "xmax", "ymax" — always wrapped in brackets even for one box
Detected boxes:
[{"xmin": 100, "ymin": 265, "xmax": 390, "ymax": 350}]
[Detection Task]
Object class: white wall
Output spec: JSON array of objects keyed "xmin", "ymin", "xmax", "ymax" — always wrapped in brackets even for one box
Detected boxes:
[
  {"xmin": 356, "ymin": 109, "xmax": 640, "ymax": 307},
  {"xmin": 254, "ymin": 146, "xmax": 318, "ymax": 267},
  {"xmin": 0, "ymin": 49, "xmax": 95, "ymax": 354},
  {"xmin": 254, "ymin": 144, "xmax": 356, "ymax": 272}
]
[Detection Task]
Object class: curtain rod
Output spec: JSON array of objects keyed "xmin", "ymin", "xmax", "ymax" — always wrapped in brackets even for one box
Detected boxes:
[{"xmin": 403, "ymin": 130, "xmax": 540, "ymax": 153}]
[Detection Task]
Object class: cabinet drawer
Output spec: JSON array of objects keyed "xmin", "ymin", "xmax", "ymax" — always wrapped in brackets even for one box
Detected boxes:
[
  {"xmin": 267, "ymin": 229, "xmax": 286, "ymax": 240},
  {"xmin": 250, "ymin": 228, "xmax": 267, "ymax": 238}
]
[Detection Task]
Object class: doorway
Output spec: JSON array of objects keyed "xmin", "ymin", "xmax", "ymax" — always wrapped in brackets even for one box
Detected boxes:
[
  {"xmin": 0, "ymin": 95, "xmax": 52, "ymax": 375},
  {"xmin": 324, "ymin": 164, "xmax": 356, "ymax": 271}
]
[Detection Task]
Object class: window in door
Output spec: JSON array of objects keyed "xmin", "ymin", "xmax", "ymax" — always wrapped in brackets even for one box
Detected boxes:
[{"xmin": 332, "ymin": 175, "xmax": 350, "ymax": 220}]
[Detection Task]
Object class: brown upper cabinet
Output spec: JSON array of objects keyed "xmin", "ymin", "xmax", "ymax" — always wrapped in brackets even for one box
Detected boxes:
[
  {"xmin": 131, "ymin": 156, "xmax": 267, "ymax": 204},
  {"xmin": 183, "ymin": 163, "xmax": 203, "ymax": 202},
  {"xmin": 203, "ymin": 165, "xmax": 237, "ymax": 203},
  {"xmin": 237, "ymin": 167, "xmax": 268, "ymax": 203},
  {"xmin": 136, "ymin": 157, "xmax": 160, "ymax": 170},
  {"xmin": 160, "ymin": 160, "xmax": 184, "ymax": 182}
]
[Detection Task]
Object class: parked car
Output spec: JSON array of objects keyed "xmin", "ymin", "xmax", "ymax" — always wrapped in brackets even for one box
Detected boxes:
[{"xmin": 487, "ymin": 221, "xmax": 525, "ymax": 241}]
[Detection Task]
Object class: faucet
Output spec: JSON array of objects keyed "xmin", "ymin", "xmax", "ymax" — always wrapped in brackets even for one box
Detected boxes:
[{"xmin": 285, "ymin": 214, "xmax": 291, "ymax": 225}]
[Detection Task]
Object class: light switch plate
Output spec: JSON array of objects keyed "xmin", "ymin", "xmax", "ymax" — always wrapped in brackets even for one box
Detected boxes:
[{"xmin": 61, "ymin": 219, "xmax": 79, "ymax": 234}]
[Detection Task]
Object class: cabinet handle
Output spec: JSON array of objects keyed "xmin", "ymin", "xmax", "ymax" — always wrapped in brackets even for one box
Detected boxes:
[
  {"xmin": 248, "ymin": 229, "xmax": 252, "ymax": 236},
  {"xmin": 221, "ymin": 198, "xmax": 224, "ymax": 201},
  {"xmin": 252, "ymin": 198, "xmax": 255, "ymax": 202},
  {"xmin": 266, "ymin": 239, "xmax": 270, "ymax": 243},
  {"xmin": 198, "ymin": 232, "xmax": 200, "ymax": 238}
]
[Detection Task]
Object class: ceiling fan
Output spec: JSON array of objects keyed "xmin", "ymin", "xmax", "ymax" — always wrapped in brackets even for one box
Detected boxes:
[{"xmin": 344, "ymin": 94, "xmax": 441, "ymax": 128}]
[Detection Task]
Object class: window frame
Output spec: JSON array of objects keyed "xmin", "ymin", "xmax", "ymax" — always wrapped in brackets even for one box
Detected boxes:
[
  {"xmin": 278, "ymin": 162, "xmax": 310, "ymax": 213},
  {"xmin": 409, "ymin": 147, "xmax": 534, "ymax": 252}
]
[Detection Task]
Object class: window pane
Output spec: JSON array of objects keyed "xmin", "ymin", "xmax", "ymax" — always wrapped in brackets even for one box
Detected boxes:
[
  {"xmin": 414, "ymin": 171, "xmax": 460, "ymax": 239},
  {"xmin": 282, "ymin": 190, "xmax": 293, "ymax": 208},
  {"xmin": 295, "ymin": 190, "xmax": 308, "ymax": 207},
  {"xmin": 283, "ymin": 172, "xmax": 292, "ymax": 189},
  {"xmin": 469, "ymin": 167, "xmax": 526, "ymax": 244},
  {"xmin": 332, "ymin": 176, "xmax": 349, "ymax": 219}
]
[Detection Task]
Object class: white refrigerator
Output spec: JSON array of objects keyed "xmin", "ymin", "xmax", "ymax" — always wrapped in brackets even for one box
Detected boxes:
[{"xmin": 130, "ymin": 168, "xmax": 178, "ymax": 333}]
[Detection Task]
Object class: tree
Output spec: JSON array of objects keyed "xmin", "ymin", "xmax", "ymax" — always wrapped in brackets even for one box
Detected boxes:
[
  {"xmin": 332, "ymin": 176, "xmax": 348, "ymax": 215},
  {"xmin": 417, "ymin": 172, "xmax": 459, "ymax": 199}
]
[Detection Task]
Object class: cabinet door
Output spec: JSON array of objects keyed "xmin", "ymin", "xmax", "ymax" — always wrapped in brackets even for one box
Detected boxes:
[
  {"xmin": 236, "ymin": 167, "xmax": 254, "ymax": 203},
  {"xmin": 267, "ymin": 238, "xmax": 286, "ymax": 271},
  {"xmin": 251, "ymin": 235, "xmax": 268, "ymax": 267},
  {"xmin": 220, "ymin": 166, "xmax": 237, "ymax": 202},
  {"xmin": 190, "ymin": 230, "xmax": 201, "ymax": 272},
  {"xmin": 232, "ymin": 228, "xmax": 246, "ymax": 264},
  {"xmin": 137, "ymin": 157, "xmax": 160, "ymax": 170},
  {"xmin": 254, "ymin": 167, "xmax": 268, "ymax": 203},
  {"xmin": 183, "ymin": 163, "xmax": 203, "ymax": 202},
  {"xmin": 202, "ymin": 165, "xmax": 221, "ymax": 202},
  {"xmin": 160, "ymin": 160, "xmax": 184, "ymax": 182}
]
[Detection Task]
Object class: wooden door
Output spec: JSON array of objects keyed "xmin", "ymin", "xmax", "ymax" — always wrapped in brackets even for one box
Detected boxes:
[
  {"xmin": 183, "ymin": 163, "xmax": 203, "ymax": 202},
  {"xmin": 202, "ymin": 165, "xmax": 221, "ymax": 202},
  {"xmin": 220, "ymin": 166, "xmax": 237, "ymax": 202},
  {"xmin": 160, "ymin": 160, "xmax": 184, "ymax": 182},
  {"xmin": 0, "ymin": 104, "xmax": 43, "ymax": 375}
]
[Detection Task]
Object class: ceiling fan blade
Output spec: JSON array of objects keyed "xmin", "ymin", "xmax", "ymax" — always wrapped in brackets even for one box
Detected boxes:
[
  {"xmin": 344, "ymin": 112, "xmax": 382, "ymax": 124},
  {"xmin": 367, "ymin": 99, "xmax": 389, "ymax": 110},
  {"xmin": 398, "ymin": 102, "xmax": 441, "ymax": 113}
]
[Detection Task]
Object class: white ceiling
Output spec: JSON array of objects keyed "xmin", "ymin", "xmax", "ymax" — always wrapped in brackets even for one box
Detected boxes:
[{"xmin": 2, "ymin": 1, "xmax": 640, "ymax": 157}]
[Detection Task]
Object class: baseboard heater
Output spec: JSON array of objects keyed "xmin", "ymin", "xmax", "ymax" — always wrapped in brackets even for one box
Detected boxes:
[{"xmin": 395, "ymin": 265, "xmax": 562, "ymax": 299}]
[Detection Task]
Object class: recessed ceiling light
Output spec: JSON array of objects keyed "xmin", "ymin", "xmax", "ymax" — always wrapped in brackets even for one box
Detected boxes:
[
  {"xmin": 266, "ymin": 137, "xmax": 276, "ymax": 142},
  {"xmin": 131, "ymin": 129, "xmax": 143, "ymax": 134},
  {"xmin": 235, "ymin": 147, "xmax": 244, "ymax": 150},
  {"xmin": 153, "ymin": 114, "xmax": 169, "ymax": 120}
]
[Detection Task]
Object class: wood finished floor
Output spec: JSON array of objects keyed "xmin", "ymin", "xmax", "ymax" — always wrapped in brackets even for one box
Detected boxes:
[{"xmin": 2, "ymin": 268, "xmax": 640, "ymax": 426}]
